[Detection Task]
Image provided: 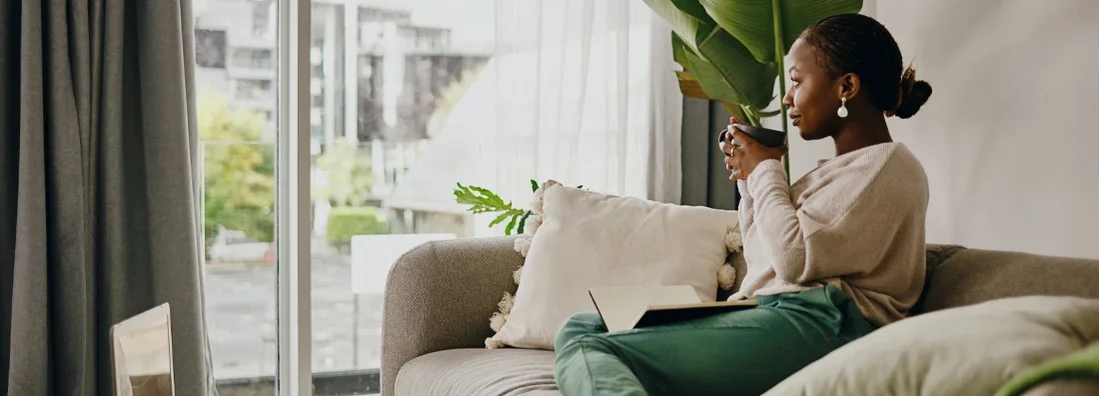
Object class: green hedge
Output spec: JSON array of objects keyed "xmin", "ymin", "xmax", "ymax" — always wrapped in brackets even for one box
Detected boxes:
[{"xmin": 326, "ymin": 207, "xmax": 389, "ymax": 247}]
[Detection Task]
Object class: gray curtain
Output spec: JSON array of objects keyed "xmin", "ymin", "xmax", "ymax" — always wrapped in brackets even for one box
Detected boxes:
[{"xmin": 0, "ymin": 0, "xmax": 216, "ymax": 395}]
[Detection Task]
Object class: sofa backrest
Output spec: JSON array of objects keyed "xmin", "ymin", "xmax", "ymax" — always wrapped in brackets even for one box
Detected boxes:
[
  {"xmin": 913, "ymin": 246, "xmax": 1099, "ymax": 314},
  {"xmin": 726, "ymin": 245, "xmax": 1099, "ymax": 315}
]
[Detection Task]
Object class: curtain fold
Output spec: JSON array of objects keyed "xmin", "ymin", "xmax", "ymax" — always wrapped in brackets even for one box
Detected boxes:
[
  {"xmin": 483, "ymin": 0, "xmax": 682, "ymax": 212},
  {"xmin": 0, "ymin": 0, "xmax": 216, "ymax": 395},
  {"xmin": 381, "ymin": 0, "xmax": 683, "ymax": 236}
]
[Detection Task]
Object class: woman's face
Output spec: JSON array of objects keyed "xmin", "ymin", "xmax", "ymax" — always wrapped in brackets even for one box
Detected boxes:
[{"xmin": 783, "ymin": 38, "xmax": 842, "ymax": 141}]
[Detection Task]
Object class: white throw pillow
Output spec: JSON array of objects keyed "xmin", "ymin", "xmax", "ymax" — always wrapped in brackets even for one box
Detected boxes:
[
  {"xmin": 764, "ymin": 295, "xmax": 1099, "ymax": 396},
  {"xmin": 487, "ymin": 182, "xmax": 740, "ymax": 350}
]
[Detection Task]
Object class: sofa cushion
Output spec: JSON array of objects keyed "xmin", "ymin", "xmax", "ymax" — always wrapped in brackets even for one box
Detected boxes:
[
  {"xmin": 918, "ymin": 248, "xmax": 1099, "ymax": 313},
  {"xmin": 491, "ymin": 183, "xmax": 739, "ymax": 350},
  {"xmin": 395, "ymin": 348, "xmax": 560, "ymax": 396},
  {"xmin": 762, "ymin": 295, "xmax": 1099, "ymax": 396}
]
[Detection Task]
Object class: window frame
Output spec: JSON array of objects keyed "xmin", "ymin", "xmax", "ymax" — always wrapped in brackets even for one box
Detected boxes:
[{"xmin": 275, "ymin": 0, "xmax": 312, "ymax": 395}]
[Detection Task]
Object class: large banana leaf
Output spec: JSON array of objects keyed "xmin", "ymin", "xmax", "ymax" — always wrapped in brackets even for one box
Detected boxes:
[
  {"xmin": 698, "ymin": 0, "xmax": 863, "ymax": 63},
  {"xmin": 694, "ymin": 29, "xmax": 776, "ymax": 110},
  {"xmin": 671, "ymin": 32, "xmax": 691, "ymax": 69},
  {"xmin": 683, "ymin": 51, "xmax": 738, "ymax": 104},
  {"xmin": 672, "ymin": 36, "xmax": 775, "ymax": 109},
  {"xmin": 668, "ymin": 0, "xmax": 716, "ymax": 27},
  {"xmin": 656, "ymin": 0, "xmax": 777, "ymax": 111},
  {"xmin": 642, "ymin": 0, "xmax": 711, "ymax": 52},
  {"xmin": 645, "ymin": 0, "xmax": 863, "ymax": 179},
  {"xmin": 676, "ymin": 71, "xmax": 712, "ymax": 100}
]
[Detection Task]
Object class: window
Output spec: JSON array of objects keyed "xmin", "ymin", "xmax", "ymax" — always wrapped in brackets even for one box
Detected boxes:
[
  {"xmin": 232, "ymin": 48, "xmax": 277, "ymax": 70},
  {"xmin": 196, "ymin": 1, "xmax": 493, "ymax": 394},
  {"xmin": 194, "ymin": 0, "xmax": 278, "ymax": 393},
  {"xmin": 253, "ymin": 0, "xmax": 275, "ymax": 38},
  {"xmin": 195, "ymin": 1, "xmax": 660, "ymax": 395},
  {"xmin": 195, "ymin": 29, "xmax": 228, "ymax": 69},
  {"xmin": 235, "ymin": 79, "xmax": 275, "ymax": 101},
  {"xmin": 308, "ymin": 3, "xmax": 490, "ymax": 393}
]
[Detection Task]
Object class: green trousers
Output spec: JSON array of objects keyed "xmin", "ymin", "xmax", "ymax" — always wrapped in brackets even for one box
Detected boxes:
[{"xmin": 554, "ymin": 285, "xmax": 875, "ymax": 396}]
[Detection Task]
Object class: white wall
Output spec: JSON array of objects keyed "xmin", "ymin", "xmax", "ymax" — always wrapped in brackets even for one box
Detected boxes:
[{"xmin": 783, "ymin": 0, "xmax": 1099, "ymax": 259}]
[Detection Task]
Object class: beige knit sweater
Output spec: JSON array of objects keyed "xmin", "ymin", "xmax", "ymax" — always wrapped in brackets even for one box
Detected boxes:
[{"xmin": 728, "ymin": 142, "xmax": 929, "ymax": 327}]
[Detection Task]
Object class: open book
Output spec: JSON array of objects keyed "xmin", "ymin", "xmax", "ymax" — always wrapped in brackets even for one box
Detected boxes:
[{"xmin": 588, "ymin": 285, "xmax": 758, "ymax": 332}]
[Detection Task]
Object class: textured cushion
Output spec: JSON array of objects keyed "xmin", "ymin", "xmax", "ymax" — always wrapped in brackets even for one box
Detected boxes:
[
  {"xmin": 394, "ymin": 349, "xmax": 559, "ymax": 396},
  {"xmin": 763, "ymin": 296, "xmax": 1099, "ymax": 396},
  {"xmin": 490, "ymin": 184, "xmax": 738, "ymax": 350},
  {"xmin": 919, "ymin": 249, "xmax": 1099, "ymax": 313}
]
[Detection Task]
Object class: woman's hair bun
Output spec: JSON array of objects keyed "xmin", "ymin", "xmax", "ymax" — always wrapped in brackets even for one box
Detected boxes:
[{"xmin": 894, "ymin": 66, "xmax": 932, "ymax": 119}]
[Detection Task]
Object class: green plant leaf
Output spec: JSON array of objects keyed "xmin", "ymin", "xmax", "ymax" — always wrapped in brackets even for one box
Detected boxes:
[
  {"xmin": 453, "ymin": 183, "xmax": 515, "ymax": 214},
  {"xmin": 489, "ymin": 211, "xmax": 512, "ymax": 227},
  {"xmin": 646, "ymin": 0, "xmax": 774, "ymax": 110},
  {"xmin": 683, "ymin": 51, "xmax": 736, "ymax": 104},
  {"xmin": 671, "ymin": 32, "xmax": 692, "ymax": 70},
  {"xmin": 641, "ymin": 0, "xmax": 713, "ymax": 52},
  {"xmin": 676, "ymin": 70, "xmax": 697, "ymax": 82},
  {"xmin": 671, "ymin": 0, "xmax": 714, "ymax": 26},
  {"xmin": 516, "ymin": 211, "xmax": 532, "ymax": 234},
  {"xmin": 684, "ymin": 42, "xmax": 775, "ymax": 110},
  {"xmin": 758, "ymin": 108, "xmax": 782, "ymax": 117},
  {"xmin": 698, "ymin": 0, "xmax": 863, "ymax": 63},
  {"xmin": 722, "ymin": 103, "xmax": 751, "ymax": 126},
  {"xmin": 504, "ymin": 214, "xmax": 519, "ymax": 235},
  {"xmin": 677, "ymin": 71, "xmax": 713, "ymax": 100},
  {"xmin": 530, "ymin": 179, "xmax": 539, "ymax": 193},
  {"xmin": 700, "ymin": 30, "xmax": 778, "ymax": 110}
]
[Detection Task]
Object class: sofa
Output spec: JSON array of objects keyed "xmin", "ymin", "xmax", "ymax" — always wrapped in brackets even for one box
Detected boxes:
[{"xmin": 381, "ymin": 236, "xmax": 1099, "ymax": 396}]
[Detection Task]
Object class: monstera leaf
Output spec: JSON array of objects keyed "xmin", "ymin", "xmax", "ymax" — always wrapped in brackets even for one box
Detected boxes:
[{"xmin": 699, "ymin": 0, "xmax": 864, "ymax": 63}]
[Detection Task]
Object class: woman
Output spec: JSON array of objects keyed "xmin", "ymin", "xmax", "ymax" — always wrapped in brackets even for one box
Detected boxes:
[{"xmin": 553, "ymin": 13, "xmax": 933, "ymax": 396}]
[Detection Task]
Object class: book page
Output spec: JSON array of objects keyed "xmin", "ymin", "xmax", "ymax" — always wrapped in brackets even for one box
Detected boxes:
[{"xmin": 589, "ymin": 285, "xmax": 700, "ymax": 332}]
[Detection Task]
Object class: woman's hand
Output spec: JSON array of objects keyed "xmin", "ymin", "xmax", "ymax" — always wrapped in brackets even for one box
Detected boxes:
[{"xmin": 721, "ymin": 117, "xmax": 788, "ymax": 181}]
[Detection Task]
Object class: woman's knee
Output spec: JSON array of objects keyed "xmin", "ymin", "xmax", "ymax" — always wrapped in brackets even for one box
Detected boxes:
[
  {"xmin": 554, "ymin": 333, "xmax": 615, "ymax": 393},
  {"xmin": 555, "ymin": 333, "xmax": 613, "ymax": 366},
  {"xmin": 554, "ymin": 312, "xmax": 606, "ymax": 351}
]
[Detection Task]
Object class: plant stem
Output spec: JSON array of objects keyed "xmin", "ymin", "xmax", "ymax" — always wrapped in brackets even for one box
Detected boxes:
[
  {"xmin": 772, "ymin": 0, "xmax": 791, "ymax": 180},
  {"xmin": 743, "ymin": 105, "xmax": 760, "ymax": 127}
]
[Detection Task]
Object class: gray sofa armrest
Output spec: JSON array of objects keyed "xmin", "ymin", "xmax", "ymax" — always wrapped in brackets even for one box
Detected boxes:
[{"xmin": 381, "ymin": 236, "xmax": 523, "ymax": 396}]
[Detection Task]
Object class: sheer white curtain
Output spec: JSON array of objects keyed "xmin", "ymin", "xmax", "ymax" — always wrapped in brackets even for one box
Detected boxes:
[
  {"xmin": 490, "ymin": 0, "xmax": 681, "ymax": 200},
  {"xmin": 489, "ymin": 0, "xmax": 681, "ymax": 202},
  {"xmin": 420, "ymin": 0, "xmax": 683, "ymax": 236}
]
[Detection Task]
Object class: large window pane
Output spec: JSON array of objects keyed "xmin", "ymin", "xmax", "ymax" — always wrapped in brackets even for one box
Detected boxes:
[
  {"xmin": 308, "ymin": 1, "xmax": 493, "ymax": 394},
  {"xmin": 194, "ymin": 0, "xmax": 279, "ymax": 394}
]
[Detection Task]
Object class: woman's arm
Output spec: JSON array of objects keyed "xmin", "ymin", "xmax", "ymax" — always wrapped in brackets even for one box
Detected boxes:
[
  {"xmin": 736, "ymin": 180, "xmax": 755, "ymax": 236},
  {"xmin": 745, "ymin": 160, "xmax": 809, "ymax": 283},
  {"xmin": 747, "ymin": 156, "xmax": 914, "ymax": 284}
]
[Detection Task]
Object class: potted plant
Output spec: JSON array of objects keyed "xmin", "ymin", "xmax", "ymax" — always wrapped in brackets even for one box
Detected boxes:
[{"xmin": 641, "ymin": 0, "xmax": 863, "ymax": 176}]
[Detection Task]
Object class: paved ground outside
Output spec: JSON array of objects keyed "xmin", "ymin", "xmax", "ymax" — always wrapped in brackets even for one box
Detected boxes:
[{"xmin": 204, "ymin": 240, "xmax": 385, "ymax": 381}]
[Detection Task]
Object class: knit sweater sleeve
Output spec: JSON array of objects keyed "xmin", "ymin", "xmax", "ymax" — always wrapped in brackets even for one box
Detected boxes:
[
  {"xmin": 746, "ymin": 155, "xmax": 911, "ymax": 284},
  {"xmin": 736, "ymin": 180, "xmax": 754, "ymax": 237}
]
